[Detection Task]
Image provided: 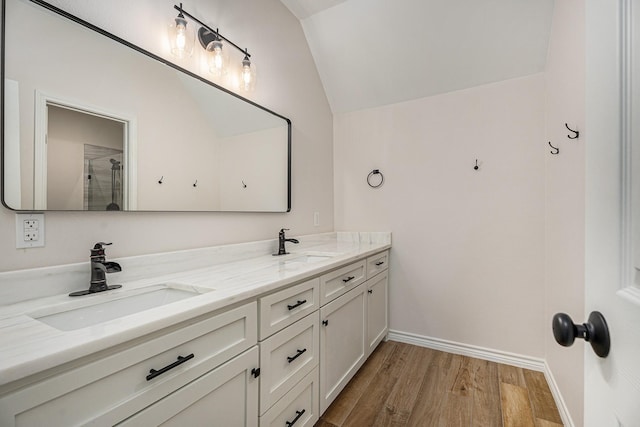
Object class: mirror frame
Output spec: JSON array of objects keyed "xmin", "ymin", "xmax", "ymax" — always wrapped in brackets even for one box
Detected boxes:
[{"xmin": 1, "ymin": 0, "xmax": 292, "ymax": 213}]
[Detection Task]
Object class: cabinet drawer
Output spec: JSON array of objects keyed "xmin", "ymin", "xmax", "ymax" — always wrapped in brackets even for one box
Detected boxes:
[
  {"xmin": 366, "ymin": 250, "xmax": 389, "ymax": 279},
  {"xmin": 0, "ymin": 302, "xmax": 257, "ymax": 427},
  {"xmin": 259, "ymin": 278, "xmax": 319, "ymax": 340},
  {"xmin": 260, "ymin": 367, "xmax": 319, "ymax": 427},
  {"xmin": 259, "ymin": 311, "xmax": 319, "ymax": 415},
  {"xmin": 320, "ymin": 260, "xmax": 366, "ymax": 305},
  {"xmin": 117, "ymin": 346, "xmax": 259, "ymax": 427}
]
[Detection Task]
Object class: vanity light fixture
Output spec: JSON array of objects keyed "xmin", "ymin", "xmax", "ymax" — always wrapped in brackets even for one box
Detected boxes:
[
  {"xmin": 170, "ymin": 4, "xmax": 257, "ymax": 91},
  {"xmin": 168, "ymin": 3, "xmax": 194, "ymax": 58}
]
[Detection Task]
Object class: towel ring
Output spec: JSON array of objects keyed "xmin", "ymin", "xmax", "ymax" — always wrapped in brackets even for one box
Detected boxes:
[{"xmin": 367, "ymin": 169, "xmax": 384, "ymax": 188}]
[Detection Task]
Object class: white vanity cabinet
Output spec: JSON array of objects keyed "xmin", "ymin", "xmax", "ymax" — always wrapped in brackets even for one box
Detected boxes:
[
  {"xmin": 0, "ymin": 302, "xmax": 258, "ymax": 427},
  {"xmin": 0, "ymin": 247, "xmax": 390, "ymax": 427}
]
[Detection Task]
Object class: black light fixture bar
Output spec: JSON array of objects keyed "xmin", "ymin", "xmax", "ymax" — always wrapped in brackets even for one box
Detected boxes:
[{"xmin": 173, "ymin": 4, "xmax": 251, "ymax": 58}]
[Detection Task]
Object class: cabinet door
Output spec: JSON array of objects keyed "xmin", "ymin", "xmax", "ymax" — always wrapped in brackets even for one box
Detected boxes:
[
  {"xmin": 117, "ymin": 346, "xmax": 259, "ymax": 427},
  {"xmin": 319, "ymin": 284, "xmax": 366, "ymax": 413},
  {"xmin": 367, "ymin": 271, "xmax": 388, "ymax": 355}
]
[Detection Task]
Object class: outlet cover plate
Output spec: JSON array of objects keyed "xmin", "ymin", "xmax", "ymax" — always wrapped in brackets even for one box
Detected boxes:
[{"xmin": 16, "ymin": 213, "xmax": 45, "ymax": 248}]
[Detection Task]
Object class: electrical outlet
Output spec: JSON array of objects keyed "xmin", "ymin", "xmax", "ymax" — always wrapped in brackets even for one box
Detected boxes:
[
  {"xmin": 24, "ymin": 219, "xmax": 38, "ymax": 229},
  {"xmin": 16, "ymin": 213, "xmax": 45, "ymax": 248},
  {"xmin": 24, "ymin": 230, "xmax": 39, "ymax": 241}
]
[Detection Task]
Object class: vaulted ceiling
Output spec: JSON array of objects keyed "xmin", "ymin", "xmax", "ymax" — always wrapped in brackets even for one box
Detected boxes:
[{"xmin": 279, "ymin": 0, "xmax": 555, "ymax": 113}]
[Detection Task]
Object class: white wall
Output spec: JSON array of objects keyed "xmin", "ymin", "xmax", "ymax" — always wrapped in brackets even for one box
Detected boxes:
[
  {"xmin": 334, "ymin": 74, "xmax": 546, "ymax": 358},
  {"xmin": 544, "ymin": 1, "xmax": 585, "ymax": 425},
  {"xmin": 218, "ymin": 127, "xmax": 288, "ymax": 211},
  {"xmin": 0, "ymin": 0, "xmax": 333, "ymax": 271}
]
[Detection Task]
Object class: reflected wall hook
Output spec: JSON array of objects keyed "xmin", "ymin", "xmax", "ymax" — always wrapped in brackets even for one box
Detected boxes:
[
  {"xmin": 548, "ymin": 141, "xmax": 560, "ymax": 155},
  {"xmin": 242, "ymin": 180, "xmax": 247, "ymax": 188},
  {"xmin": 474, "ymin": 159, "xmax": 479, "ymax": 170},
  {"xmin": 158, "ymin": 176, "xmax": 164, "ymax": 184},
  {"xmin": 193, "ymin": 179, "xmax": 198, "ymax": 187},
  {"xmin": 367, "ymin": 169, "xmax": 384, "ymax": 188},
  {"xmin": 565, "ymin": 123, "xmax": 579, "ymax": 139}
]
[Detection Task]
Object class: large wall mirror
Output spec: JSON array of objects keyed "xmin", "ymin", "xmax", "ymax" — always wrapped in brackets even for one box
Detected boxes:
[{"xmin": 1, "ymin": 0, "xmax": 291, "ymax": 212}]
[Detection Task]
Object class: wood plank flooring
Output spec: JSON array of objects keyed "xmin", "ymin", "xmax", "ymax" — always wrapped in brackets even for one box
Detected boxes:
[{"xmin": 315, "ymin": 341, "xmax": 563, "ymax": 427}]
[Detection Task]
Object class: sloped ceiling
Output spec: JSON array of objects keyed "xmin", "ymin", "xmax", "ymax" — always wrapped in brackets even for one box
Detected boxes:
[{"xmin": 279, "ymin": 0, "xmax": 555, "ymax": 113}]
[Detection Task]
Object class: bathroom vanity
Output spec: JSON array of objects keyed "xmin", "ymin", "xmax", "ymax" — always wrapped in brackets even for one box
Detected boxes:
[{"xmin": 0, "ymin": 232, "xmax": 390, "ymax": 426}]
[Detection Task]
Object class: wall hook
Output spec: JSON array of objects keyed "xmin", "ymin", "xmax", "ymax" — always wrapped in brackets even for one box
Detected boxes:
[
  {"xmin": 565, "ymin": 123, "xmax": 579, "ymax": 139},
  {"xmin": 158, "ymin": 176, "xmax": 164, "ymax": 184},
  {"xmin": 549, "ymin": 141, "xmax": 560, "ymax": 155},
  {"xmin": 193, "ymin": 179, "xmax": 198, "ymax": 187},
  {"xmin": 242, "ymin": 180, "xmax": 247, "ymax": 188},
  {"xmin": 367, "ymin": 169, "xmax": 384, "ymax": 188},
  {"xmin": 474, "ymin": 159, "xmax": 479, "ymax": 170}
]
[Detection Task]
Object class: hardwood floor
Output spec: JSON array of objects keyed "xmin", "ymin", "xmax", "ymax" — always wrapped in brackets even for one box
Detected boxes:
[{"xmin": 315, "ymin": 341, "xmax": 563, "ymax": 427}]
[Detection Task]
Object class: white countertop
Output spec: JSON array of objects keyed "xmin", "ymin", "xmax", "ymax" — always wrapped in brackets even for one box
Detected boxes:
[{"xmin": 0, "ymin": 232, "xmax": 390, "ymax": 389}]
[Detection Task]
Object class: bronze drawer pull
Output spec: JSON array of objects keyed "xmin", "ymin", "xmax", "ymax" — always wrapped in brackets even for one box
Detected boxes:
[
  {"xmin": 342, "ymin": 276, "xmax": 355, "ymax": 283},
  {"xmin": 146, "ymin": 354, "xmax": 194, "ymax": 381},
  {"xmin": 287, "ymin": 299, "xmax": 307, "ymax": 310},
  {"xmin": 287, "ymin": 348, "xmax": 307, "ymax": 363},
  {"xmin": 286, "ymin": 409, "xmax": 306, "ymax": 426}
]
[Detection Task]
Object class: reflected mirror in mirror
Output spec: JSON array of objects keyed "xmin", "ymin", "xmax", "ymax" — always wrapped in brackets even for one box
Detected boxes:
[{"xmin": 1, "ymin": 0, "xmax": 291, "ymax": 212}]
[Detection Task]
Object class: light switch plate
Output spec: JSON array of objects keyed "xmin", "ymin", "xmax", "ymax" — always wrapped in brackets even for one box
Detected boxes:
[{"xmin": 16, "ymin": 213, "xmax": 45, "ymax": 248}]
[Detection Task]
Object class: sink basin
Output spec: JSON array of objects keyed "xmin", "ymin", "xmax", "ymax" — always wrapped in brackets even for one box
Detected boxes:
[
  {"xmin": 283, "ymin": 251, "xmax": 343, "ymax": 266},
  {"xmin": 29, "ymin": 284, "xmax": 211, "ymax": 331},
  {"xmin": 286, "ymin": 255, "xmax": 333, "ymax": 264}
]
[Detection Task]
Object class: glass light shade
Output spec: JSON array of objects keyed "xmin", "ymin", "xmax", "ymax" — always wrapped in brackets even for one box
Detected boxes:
[
  {"xmin": 206, "ymin": 39, "xmax": 228, "ymax": 77},
  {"xmin": 240, "ymin": 57, "xmax": 256, "ymax": 92},
  {"xmin": 168, "ymin": 16, "xmax": 194, "ymax": 58}
]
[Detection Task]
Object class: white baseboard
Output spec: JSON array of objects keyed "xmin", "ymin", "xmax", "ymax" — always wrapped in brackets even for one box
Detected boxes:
[
  {"xmin": 543, "ymin": 361, "xmax": 575, "ymax": 427},
  {"xmin": 387, "ymin": 330, "xmax": 574, "ymax": 427}
]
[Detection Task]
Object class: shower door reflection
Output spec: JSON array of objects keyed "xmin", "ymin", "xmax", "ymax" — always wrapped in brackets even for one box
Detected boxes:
[{"xmin": 84, "ymin": 146, "xmax": 123, "ymax": 211}]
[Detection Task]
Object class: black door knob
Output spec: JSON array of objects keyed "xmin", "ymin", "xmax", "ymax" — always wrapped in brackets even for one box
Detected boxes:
[{"xmin": 552, "ymin": 311, "xmax": 610, "ymax": 358}]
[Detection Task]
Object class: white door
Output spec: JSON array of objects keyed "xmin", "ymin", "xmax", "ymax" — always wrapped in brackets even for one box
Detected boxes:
[{"xmin": 585, "ymin": 1, "xmax": 640, "ymax": 425}]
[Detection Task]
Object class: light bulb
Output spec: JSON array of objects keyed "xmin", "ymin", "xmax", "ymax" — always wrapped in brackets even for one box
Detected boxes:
[
  {"xmin": 206, "ymin": 39, "xmax": 227, "ymax": 77},
  {"xmin": 176, "ymin": 23, "xmax": 187, "ymax": 51},
  {"xmin": 240, "ymin": 55, "xmax": 256, "ymax": 91},
  {"xmin": 168, "ymin": 14, "xmax": 194, "ymax": 58}
]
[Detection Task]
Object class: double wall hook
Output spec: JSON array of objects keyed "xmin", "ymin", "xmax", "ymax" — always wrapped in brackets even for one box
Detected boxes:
[
  {"xmin": 565, "ymin": 123, "xmax": 579, "ymax": 139},
  {"xmin": 548, "ymin": 141, "xmax": 560, "ymax": 155}
]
